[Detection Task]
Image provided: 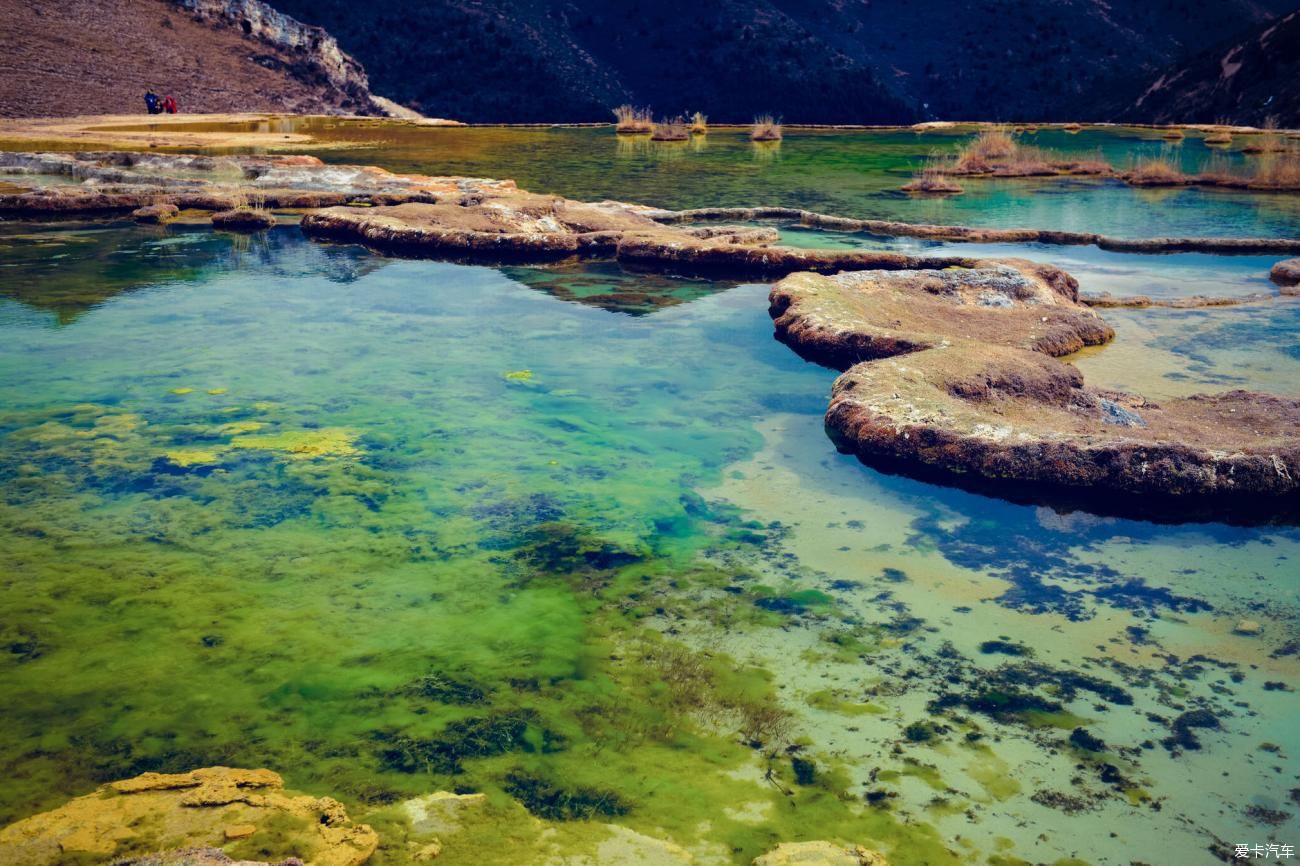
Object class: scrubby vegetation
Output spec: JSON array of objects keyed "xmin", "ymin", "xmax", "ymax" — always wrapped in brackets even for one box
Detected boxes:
[
  {"xmin": 901, "ymin": 160, "xmax": 964, "ymax": 194},
  {"xmin": 1123, "ymin": 147, "xmax": 1300, "ymax": 190},
  {"xmin": 751, "ymin": 114, "xmax": 783, "ymax": 142},
  {"xmin": 612, "ymin": 104, "xmax": 653, "ymax": 134},
  {"xmin": 650, "ymin": 117, "xmax": 690, "ymax": 141},
  {"xmin": 1124, "ymin": 155, "xmax": 1186, "ymax": 185},
  {"xmin": 1242, "ymin": 119, "xmax": 1286, "ymax": 154},
  {"xmin": 938, "ymin": 128, "xmax": 1110, "ymax": 181},
  {"xmin": 1251, "ymin": 147, "xmax": 1300, "ymax": 187},
  {"xmin": 954, "ymin": 126, "xmax": 1016, "ymax": 171},
  {"xmin": 690, "ymin": 112, "xmax": 708, "ymax": 134}
]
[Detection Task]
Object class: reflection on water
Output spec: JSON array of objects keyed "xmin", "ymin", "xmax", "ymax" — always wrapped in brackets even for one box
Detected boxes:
[
  {"xmin": 501, "ymin": 260, "xmax": 737, "ymax": 315},
  {"xmin": 273, "ymin": 123, "xmax": 1300, "ymax": 239},
  {"xmin": 0, "ymin": 224, "xmax": 1295, "ymax": 865},
  {"xmin": 10, "ymin": 122, "xmax": 1295, "ymax": 240}
]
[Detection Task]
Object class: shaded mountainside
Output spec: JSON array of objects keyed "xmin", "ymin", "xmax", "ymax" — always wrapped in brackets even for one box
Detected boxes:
[
  {"xmin": 0, "ymin": 0, "xmax": 387, "ymax": 118},
  {"xmin": 1109, "ymin": 8, "xmax": 1300, "ymax": 127},
  {"xmin": 272, "ymin": 0, "xmax": 1295, "ymax": 123}
]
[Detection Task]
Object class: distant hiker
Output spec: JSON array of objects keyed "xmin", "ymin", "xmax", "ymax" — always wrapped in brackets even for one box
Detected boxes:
[
  {"xmin": 162, "ymin": 95, "xmax": 178, "ymax": 114},
  {"xmin": 144, "ymin": 91, "xmax": 161, "ymax": 114}
]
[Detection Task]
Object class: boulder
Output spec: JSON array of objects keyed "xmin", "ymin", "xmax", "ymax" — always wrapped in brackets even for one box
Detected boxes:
[
  {"xmin": 1271, "ymin": 258, "xmax": 1300, "ymax": 287},
  {"xmin": 0, "ymin": 767, "xmax": 377, "ymax": 866}
]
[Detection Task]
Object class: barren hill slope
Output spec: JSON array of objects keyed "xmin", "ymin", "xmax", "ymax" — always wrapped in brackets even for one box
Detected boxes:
[
  {"xmin": 0, "ymin": 0, "xmax": 386, "ymax": 118},
  {"xmin": 274, "ymin": 0, "xmax": 1296, "ymax": 123},
  {"xmin": 1110, "ymin": 8, "xmax": 1300, "ymax": 127}
]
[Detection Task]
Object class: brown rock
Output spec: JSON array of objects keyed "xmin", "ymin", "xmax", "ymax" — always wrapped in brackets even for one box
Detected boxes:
[
  {"xmin": 769, "ymin": 261, "xmax": 1111, "ymax": 371},
  {"xmin": 0, "ymin": 766, "xmax": 376, "ymax": 866},
  {"xmin": 132, "ymin": 203, "xmax": 180, "ymax": 223},
  {"xmin": 1271, "ymin": 258, "xmax": 1300, "ymax": 287},
  {"xmin": 825, "ymin": 343, "xmax": 1300, "ymax": 501},
  {"xmin": 211, "ymin": 208, "xmax": 278, "ymax": 231}
]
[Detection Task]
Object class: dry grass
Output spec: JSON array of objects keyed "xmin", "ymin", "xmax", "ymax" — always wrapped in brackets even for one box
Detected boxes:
[
  {"xmin": 1203, "ymin": 130, "xmax": 1233, "ymax": 146},
  {"xmin": 901, "ymin": 160, "xmax": 964, "ymax": 194},
  {"xmin": 1242, "ymin": 120, "xmax": 1285, "ymax": 155},
  {"xmin": 1062, "ymin": 122, "xmax": 1083, "ymax": 133},
  {"xmin": 1052, "ymin": 156, "xmax": 1112, "ymax": 175},
  {"xmin": 1162, "ymin": 128, "xmax": 1186, "ymax": 141},
  {"xmin": 992, "ymin": 145, "xmax": 1058, "ymax": 176},
  {"xmin": 230, "ymin": 188, "xmax": 268, "ymax": 211},
  {"xmin": 612, "ymin": 104, "xmax": 653, "ymax": 134},
  {"xmin": 689, "ymin": 112, "xmax": 708, "ymax": 134},
  {"xmin": 953, "ymin": 126, "xmax": 1017, "ymax": 171},
  {"xmin": 1249, "ymin": 147, "xmax": 1300, "ymax": 189},
  {"xmin": 1125, "ymin": 156, "xmax": 1187, "ymax": 186},
  {"xmin": 650, "ymin": 117, "xmax": 689, "ymax": 141},
  {"xmin": 751, "ymin": 114, "xmax": 783, "ymax": 142}
]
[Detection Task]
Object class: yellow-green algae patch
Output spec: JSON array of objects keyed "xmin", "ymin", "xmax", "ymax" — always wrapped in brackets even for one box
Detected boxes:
[
  {"xmin": 164, "ymin": 449, "xmax": 223, "ymax": 468},
  {"xmin": 217, "ymin": 421, "xmax": 266, "ymax": 436},
  {"xmin": 229, "ymin": 427, "xmax": 361, "ymax": 460}
]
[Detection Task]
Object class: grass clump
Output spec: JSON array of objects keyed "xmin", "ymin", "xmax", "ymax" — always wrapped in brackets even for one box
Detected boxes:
[
  {"xmin": 689, "ymin": 112, "xmax": 708, "ymax": 134},
  {"xmin": 751, "ymin": 114, "xmax": 782, "ymax": 141},
  {"xmin": 612, "ymin": 104, "xmax": 653, "ymax": 134},
  {"xmin": 1203, "ymin": 130, "xmax": 1233, "ymax": 146},
  {"xmin": 1162, "ymin": 127, "xmax": 1186, "ymax": 141},
  {"xmin": 1249, "ymin": 147, "xmax": 1300, "ymax": 188},
  {"xmin": 955, "ymin": 125, "xmax": 1016, "ymax": 171},
  {"xmin": 650, "ymin": 117, "xmax": 690, "ymax": 142},
  {"xmin": 1124, "ymin": 155, "xmax": 1187, "ymax": 186},
  {"xmin": 1241, "ymin": 116, "xmax": 1285, "ymax": 154},
  {"xmin": 901, "ymin": 159, "xmax": 964, "ymax": 194}
]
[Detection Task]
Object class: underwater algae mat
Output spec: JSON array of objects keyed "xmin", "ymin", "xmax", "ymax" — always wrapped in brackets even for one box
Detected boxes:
[{"xmin": 0, "ymin": 222, "xmax": 1297, "ymax": 866}]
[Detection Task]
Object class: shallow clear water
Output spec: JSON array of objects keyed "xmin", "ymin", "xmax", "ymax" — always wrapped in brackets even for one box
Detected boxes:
[
  {"xmin": 1, "ymin": 220, "xmax": 1296, "ymax": 865},
  {"xmin": 296, "ymin": 125, "xmax": 1300, "ymax": 239},
  {"xmin": 10, "ymin": 121, "xmax": 1299, "ymax": 239}
]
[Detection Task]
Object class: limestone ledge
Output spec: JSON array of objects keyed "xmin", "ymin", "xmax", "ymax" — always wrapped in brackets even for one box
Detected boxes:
[
  {"xmin": 0, "ymin": 767, "xmax": 377, "ymax": 866},
  {"xmin": 0, "ymin": 767, "xmax": 895, "ymax": 866},
  {"xmin": 769, "ymin": 268, "xmax": 1300, "ymax": 511}
]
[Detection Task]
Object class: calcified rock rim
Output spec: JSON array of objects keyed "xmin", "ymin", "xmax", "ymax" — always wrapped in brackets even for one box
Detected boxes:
[
  {"xmin": 769, "ymin": 268, "xmax": 1300, "ymax": 514},
  {"xmin": 768, "ymin": 260, "xmax": 1113, "ymax": 369},
  {"xmin": 648, "ymin": 206, "xmax": 1300, "ymax": 255},
  {"xmin": 3, "ymin": 151, "xmax": 1299, "ymax": 262}
]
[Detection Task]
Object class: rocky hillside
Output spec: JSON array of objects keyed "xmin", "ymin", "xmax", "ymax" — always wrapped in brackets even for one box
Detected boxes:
[
  {"xmin": 1109, "ymin": 8, "xmax": 1300, "ymax": 127},
  {"xmin": 272, "ymin": 0, "xmax": 1297, "ymax": 123},
  {"xmin": 0, "ymin": 0, "xmax": 389, "ymax": 117}
]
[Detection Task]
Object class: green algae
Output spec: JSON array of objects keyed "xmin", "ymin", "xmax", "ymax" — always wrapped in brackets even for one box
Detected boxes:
[
  {"xmin": 0, "ymin": 225, "xmax": 1296, "ymax": 866},
  {"xmin": 806, "ymin": 690, "xmax": 886, "ymax": 717},
  {"xmin": 228, "ymin": 427, "xmax": 361, "ymax": 460}
]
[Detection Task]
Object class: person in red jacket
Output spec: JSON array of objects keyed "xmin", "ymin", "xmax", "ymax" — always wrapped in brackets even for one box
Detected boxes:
[{"xmin": 161, "ymin": 95, "xmax": 178, "ymax": 114}]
